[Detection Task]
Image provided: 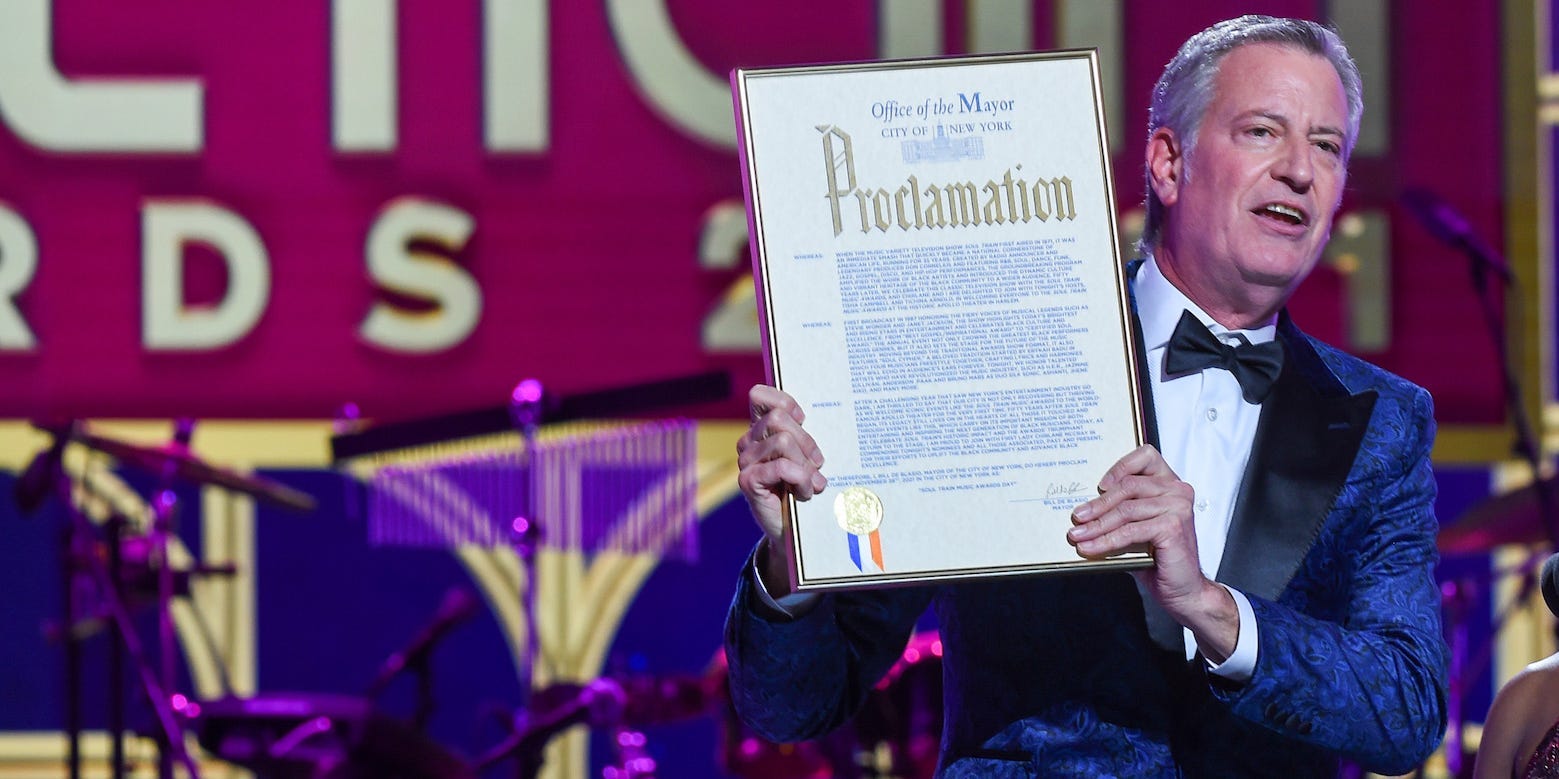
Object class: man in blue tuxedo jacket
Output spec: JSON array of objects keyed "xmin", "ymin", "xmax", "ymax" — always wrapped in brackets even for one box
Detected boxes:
[{"xmin": 726, "ymin": 15, "xmax": 1447, "ymax": 778}]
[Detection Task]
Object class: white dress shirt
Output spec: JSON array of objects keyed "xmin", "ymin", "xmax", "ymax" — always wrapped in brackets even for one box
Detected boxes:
[{"xmin": 1135, "ymin": 256, "xmax": 1266, "ymax": 677}]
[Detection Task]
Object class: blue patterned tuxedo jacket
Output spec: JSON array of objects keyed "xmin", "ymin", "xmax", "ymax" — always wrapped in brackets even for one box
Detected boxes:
[{"xmin": 724, "ymin": 303, "xmax": 1449, "ymax": 777}]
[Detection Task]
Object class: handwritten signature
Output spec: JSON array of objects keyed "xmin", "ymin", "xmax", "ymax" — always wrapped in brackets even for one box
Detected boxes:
[{"xmin": 1045, "ymin": 481, "xmax": 1088, "ymax": 498}]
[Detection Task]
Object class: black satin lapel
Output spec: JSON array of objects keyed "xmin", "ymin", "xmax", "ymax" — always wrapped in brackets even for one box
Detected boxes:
[
  {"xmin": 1126, "ymin": 262, "xmax": 1178, "ymax": 652},
  {"xmin": 1128, "ymin": 287, "xmax": 1161, "ymax": 452},
  {"xmin": 1215, "ymin": 327, "xmax": 1378, "ymax": 601}
]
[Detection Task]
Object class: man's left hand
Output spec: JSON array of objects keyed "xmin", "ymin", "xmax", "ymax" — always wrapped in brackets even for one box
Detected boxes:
[{"xmin": 1067, "ymin": 445, "xmax": 1239, "ymax": 662}]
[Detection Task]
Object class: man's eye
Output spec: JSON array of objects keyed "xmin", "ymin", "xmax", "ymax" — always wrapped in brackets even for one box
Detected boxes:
[
  {"xmin": 1247, "ymin": 127, "xmax": 1272, "ymax": 137},
  {"xmin": 1315, "ymin": 140, "xmax": 1341, "ymax": 155}
]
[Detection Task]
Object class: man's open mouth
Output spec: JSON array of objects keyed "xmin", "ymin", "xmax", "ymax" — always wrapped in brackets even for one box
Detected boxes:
[{"xmin": 1257, "ymin": 203, "xmax": 1307, "ymax": 226}]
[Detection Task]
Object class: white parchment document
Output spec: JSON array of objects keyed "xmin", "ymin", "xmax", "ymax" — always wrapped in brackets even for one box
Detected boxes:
[{"xmin": 734, "ymin": 50, "xmax": 1148, "ymax": 590}]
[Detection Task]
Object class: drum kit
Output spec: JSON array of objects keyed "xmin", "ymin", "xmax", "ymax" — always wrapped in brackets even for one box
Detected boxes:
[
  {"xmin": 20, "ymin": 419, "xmax": 330, "ymax": 779},
  {"xmin": 12, "ymin": 372, "xmax": 929, "ymax": 779},
  {"xmin": 14, "ymin": 420, "xmax": 616, "ymax": 777},
  {"xmin": 17, "ymin": 408, "xmax": 948, "ymax": 779}
]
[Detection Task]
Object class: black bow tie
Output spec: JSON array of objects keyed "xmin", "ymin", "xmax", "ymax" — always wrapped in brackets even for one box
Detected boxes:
[{"xmin": 1163, "ymin": 310, "xmax": 1284, "ymax": 404}]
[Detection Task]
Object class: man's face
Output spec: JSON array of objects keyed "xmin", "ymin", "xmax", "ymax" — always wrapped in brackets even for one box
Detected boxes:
[{"xmin": 1155, "ymin": 43, "xmax": 1349, "ymax": 311}]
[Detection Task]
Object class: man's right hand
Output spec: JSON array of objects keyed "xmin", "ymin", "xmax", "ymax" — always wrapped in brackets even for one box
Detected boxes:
[{"xmin": 735, "ymin": 385, "xmax": 827, "ymax": 587}]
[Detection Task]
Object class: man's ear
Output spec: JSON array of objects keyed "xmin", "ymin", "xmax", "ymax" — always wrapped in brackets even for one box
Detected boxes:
[{"xmin": 1146, "ymin": 127, "xmax": 1183, "ymax": 206}]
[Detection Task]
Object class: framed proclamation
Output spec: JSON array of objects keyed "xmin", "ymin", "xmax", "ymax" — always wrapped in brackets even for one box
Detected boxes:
[{"xmin": 733, "ymin": 50, "xmax": 1148, "ymax": 591}]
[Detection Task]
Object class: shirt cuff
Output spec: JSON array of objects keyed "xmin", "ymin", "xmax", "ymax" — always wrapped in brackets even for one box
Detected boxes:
[
  {"xmin": 751, "ymin": 540, "xmax": 822, "ymax": 618},
  {"xmin": 1204, "ymin": 584, "xmax": 1258, "ymax": 682}
]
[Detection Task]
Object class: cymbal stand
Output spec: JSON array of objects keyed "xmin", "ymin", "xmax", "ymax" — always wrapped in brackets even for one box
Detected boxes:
[
  {"xmin": 510, "ymin": 380, "xmax": 546, "ymax": 700},
  {"xmin": 35, "ymin": 429, "xmax": 201, "ymax": 779},
  {"xmin": 61, "ymin": 509, "xmax": 83, "ymax": 779},
  {"xmin": 107, "ymin": 513, "xmax": 128, "ymax": 778},
  {"xmin": 21, "ymin": 430, "xmax": 88, "ymax": 779},
  {"xmin": 509, "ymin": 378, "xmax": 547, "ymax": 779},
  {"xmin": 1464, "ymin": 234, "xmax": 1559, "ymax": 549},
  {"xmin": 57, "ymin": 515, "xmax": 135, "ymax": 779},
  {"xmin": 150, "ymin": 419, "xmax": 196, "ymax": 779}
]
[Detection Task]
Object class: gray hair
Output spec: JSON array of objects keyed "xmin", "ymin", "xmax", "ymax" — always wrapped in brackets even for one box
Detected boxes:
[{"xmin": 1138, "ymin": 15, "xmax": 1364, "ymax": 251}]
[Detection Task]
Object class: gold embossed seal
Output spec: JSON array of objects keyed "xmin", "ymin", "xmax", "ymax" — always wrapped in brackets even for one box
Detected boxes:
[{"xmin": 834, "ymin": 486, "xmax": 883, "ymax": 535}]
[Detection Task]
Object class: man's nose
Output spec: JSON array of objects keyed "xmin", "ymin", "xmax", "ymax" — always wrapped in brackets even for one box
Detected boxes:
[{"xmin": 1273, "ymin": 138, "xmax": 1314, "ymax": 192}]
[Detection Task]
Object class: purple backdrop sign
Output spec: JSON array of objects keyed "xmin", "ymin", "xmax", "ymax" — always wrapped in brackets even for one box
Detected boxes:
[{"xmin": 0, "ymin": 1, "xmax": 1527, "ymax": 442}]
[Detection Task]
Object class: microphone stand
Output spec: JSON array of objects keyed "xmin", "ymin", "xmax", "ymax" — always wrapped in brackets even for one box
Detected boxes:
[
  {"xmin": 366, "ymin": 629, "xmax": 443, "ymax": 732},
  {"xmin": 1441, "ymin": 232, "xmax": 1559, "ymax": 778},
  {"xmin": 1465, "ymin": 244, "xmax": 1559, "ymax": 547},
  {"xmin": 415, "ymin": 652, "xmax": 438, "ymax": 731},
  {"xmin": 366, "ymin": 584, "xmax": 481, "ymax": 747},
  {"xmin": 469, "ymin": 679, "xmax": 626, "ymax": 779},
  {"xmin": 34, "ymin": 430, "xmax": 201, "ymax": 779}
]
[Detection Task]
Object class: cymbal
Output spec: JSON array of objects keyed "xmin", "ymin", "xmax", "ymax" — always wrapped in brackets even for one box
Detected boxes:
[
  {"xmin": 1439, "ymin": 478, "xmax": 1559, "ymax": 554},
  {"xmin": 40, "ymin": 422, "xmax": 316, "ymax": 513}
]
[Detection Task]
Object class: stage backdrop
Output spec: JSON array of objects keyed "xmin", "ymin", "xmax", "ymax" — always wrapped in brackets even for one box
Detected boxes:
[
  {"xmin": 0, "ymin": 0, "xmax": 1543, "ymax": 459},
  {"xmin": 0, "ymin": 2, "xmax": 1554, "ymax": 778}
]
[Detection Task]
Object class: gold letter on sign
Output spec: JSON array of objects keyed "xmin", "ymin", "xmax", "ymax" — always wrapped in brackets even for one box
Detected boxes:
[
  {"xmin": 699, "ymin": 200, "xmax": 760, "ymax": 353},
  {"xmin": 484, "ymin": 0, "xmax": 551, "ymax": 152},
  {"xmin": 0, "ymin": 205, "xmax": 38, "ymax": 351},
  {"xmin": 142, "ymin": 200, "xmax": 271, "ymax": 351},
  {"xmin": 332, "ymin": 0, "xmax": 397, "ymax": 152},
  {"xmin": 0, "ymin": 0, "xmax": 202, "ymax": 152},
  {"xmin": 605, "ymin": 0, "xmax": 733, "ymax": 148},
  {"xmin": 878, "ymin": 0, "xmax": 942, "ymax": 58},
  {"xmin": 360, "ymin": 197, "xmax": 481, "ymax": 354}
]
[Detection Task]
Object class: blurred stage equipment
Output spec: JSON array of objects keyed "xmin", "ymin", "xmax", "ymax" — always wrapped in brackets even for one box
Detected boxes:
[
  {"xmin": 42, "ymin": 420, "xmax": 317, "ymax": 512},
  {"xmin": 329, "ymin": 370, "xmax": 728, "ymax": 460},
  {"xmin": 331, "ymin": 371, "xmax": 729, "ymax": 558},
  {"xmin": 192, "ymin": 585, "xmax": 485, "ymax": 777},
  {"xmin": 470, "ymin": 678, "xmax": 628, "ymax": 778},
  {"xmin": 465, "ymin": 669, "xmax": 730, "ymax": 779},
  {"xmin": 1403, "ymin": 187, "xmax": 1558, "ymax": 546},
  {"xmin": 467, "ymin": 664, "xmax": 732, "ymax": 779},
  {"xmin": 1401, "ymin": 188, "xmax": 1514, "ymax": 284},
  {"xmin": 1408, "ymin": 186, "xmax": 1559, "ymax": 776},
  {"xmin": 19, "ymin": 419, "xmax": 315, "ymax": 779},
  {"xmin": 191, "ymin": 692, "xmax": 474, "ymax": 779},
  {"xmin": 366, "ymin": 586, "xmax": 482, "ymax": 730},
  {"xmin": 361, "ymin": 415, "xmax": 700, "ymax": 560},
  {"xmin": 1403, "ymin": 185, "xmax": 1558, "ymax": 548},
  {"xmin": 713, "ymin": 632, "xmax": 943, "ymax": 779},
  {"xmin": 328, "ymin": 371, "xmax": 728, "ymax": 777},
  {"xmin": 1439, "ymin": 499, "xmax": 1559, "ymax": 775},
  {"xmin": 1439, "ymin": 477, "xmax": 1559, "ymax": 554}
]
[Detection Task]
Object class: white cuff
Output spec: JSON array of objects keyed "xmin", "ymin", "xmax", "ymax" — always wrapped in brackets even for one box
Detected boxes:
[
  {"xmin": 752, "ymin": 542, "xmax": 821, "ymax": 617},
  {"xmin": 1204, "ymin": 584, "xmax": 1258, "ymax": 682}
]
